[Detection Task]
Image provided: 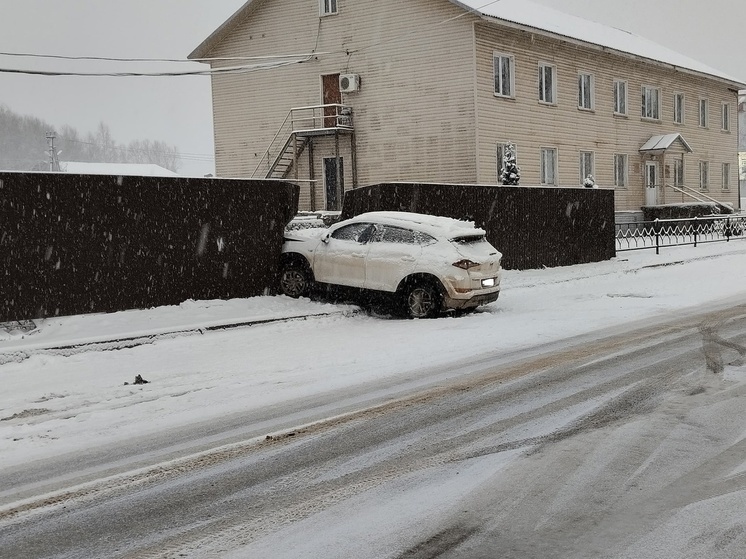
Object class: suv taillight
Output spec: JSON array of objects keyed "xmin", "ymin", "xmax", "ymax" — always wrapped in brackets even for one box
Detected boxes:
[{"xmin": 452, "ymin": 259, "xmax": 480, "ymax": 270}]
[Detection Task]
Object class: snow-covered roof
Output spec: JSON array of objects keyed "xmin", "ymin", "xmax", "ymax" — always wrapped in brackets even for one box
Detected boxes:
[
  {"xmin": 639, "ymin": 134, "xmax": 693, "ymax": 153},
  {"xmin": 455, "ymin": 0, "xmax": 745, "ymax": 87},
  {"xmin": 190, "ymin": 0, "xmax": 746, "ymax": 87},
  {"xmin": 351, "ymin": 211, "xmax": 485, "ymax": 238},
  {"xmin": 61, "ymin": 162, "xmax": 179, "ymax": 177}
]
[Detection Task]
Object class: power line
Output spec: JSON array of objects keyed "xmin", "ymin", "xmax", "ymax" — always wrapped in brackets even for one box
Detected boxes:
[
  {"xmin": 0, "ymin": 51, "xmax": 333, "ymax": 63},
  {"xmin": 57, "ymin": 136, "xmax": 214, "ymax": 162},
  {"xmin": 0, "ymin": 1, "xmax": 506, "ymax": 77},
  {"xmin": 0, "ymin": 57, "xmax": 312, "ymax": 77}
]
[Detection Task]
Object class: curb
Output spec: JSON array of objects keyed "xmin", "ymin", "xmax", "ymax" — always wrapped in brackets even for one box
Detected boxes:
[{"xmin": 0, "ymin": 311, "xmax": 354, "ymax": 366}]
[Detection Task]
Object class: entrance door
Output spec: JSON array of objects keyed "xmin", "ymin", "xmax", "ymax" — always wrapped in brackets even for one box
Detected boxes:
[
  {"xmin": 324, "ymin": 157, "xmax": 344, "ymax": 211},
  {"xmin": 645, "ymin": 161, "xmax": 659, "ymax": 206},
  {"xmin": 322, "ymin": 74, "xmax": 341, "ymax": 128}
]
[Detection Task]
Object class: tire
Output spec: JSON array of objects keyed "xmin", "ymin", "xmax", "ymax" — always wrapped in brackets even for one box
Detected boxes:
[
  {"xmin": 280, "ymin": 263, "xmax": 312, "ymax": 298},
  {"xmin": 403, "ymin": 282, "xmax": 441, "ymax": 319}
]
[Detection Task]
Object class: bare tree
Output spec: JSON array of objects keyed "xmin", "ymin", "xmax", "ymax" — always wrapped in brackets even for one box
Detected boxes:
[
  {"xmin": 126, "ymin": 139, "xmax": 181, "ymax": 172},
  {"xmin": 0, "ymin": 105, "xmax": 183, "ymax": 172}
]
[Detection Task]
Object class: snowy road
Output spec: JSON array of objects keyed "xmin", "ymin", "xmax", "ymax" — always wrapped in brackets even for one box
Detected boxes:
[{"xmin": 2, "ymin": 301, "xmax": 746, "ymax": 558}]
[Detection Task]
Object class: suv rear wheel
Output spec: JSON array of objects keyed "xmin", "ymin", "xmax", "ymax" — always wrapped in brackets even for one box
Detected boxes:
[{"xmin": 403, "ymin": 281, "xmax": 441, "ymax": 319}]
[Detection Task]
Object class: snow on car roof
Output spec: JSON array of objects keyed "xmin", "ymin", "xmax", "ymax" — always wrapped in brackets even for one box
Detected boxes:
[{"xmin": 350, "ymin": 211, "xmax": 486, "ymax": 238}]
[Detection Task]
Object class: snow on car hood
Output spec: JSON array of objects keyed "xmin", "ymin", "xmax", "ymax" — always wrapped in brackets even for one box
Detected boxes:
[{"xmin": 283, "ymin": 227, "xmax": 328, "ymax": 242}]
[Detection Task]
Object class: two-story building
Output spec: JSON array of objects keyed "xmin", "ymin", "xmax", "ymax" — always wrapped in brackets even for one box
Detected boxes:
[{"xmin": 189, "ymin": 0, "xmax": 746, "ymax": 215}]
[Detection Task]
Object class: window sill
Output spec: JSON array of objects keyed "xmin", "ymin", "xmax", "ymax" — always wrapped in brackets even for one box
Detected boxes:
[
  {"xmin": 494, "ymin": 94, "xmax": 516, "ymax": 101},
  {"xmin": 641, "ymin": 117, "xmax": 662, "ymax": 123},
  {"xmin": 613, "ymin": 112, "xmax": 628, "ymax": 119},
  {"xmin": 578, "ymin": 107, "xmax": 595, "ymax": 114},
  {"xmin": 320, "ymin": 11, "xmax": 338, "ymax": 17},
  {"xmin": 538, "ymin": 101, "xmax": 557, "ymax": 107}
]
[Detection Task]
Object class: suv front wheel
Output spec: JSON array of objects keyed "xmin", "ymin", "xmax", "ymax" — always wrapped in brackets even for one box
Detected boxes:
[{"xmin": 280, "ymin": 262, "xmax": 312, "ymax": 298}]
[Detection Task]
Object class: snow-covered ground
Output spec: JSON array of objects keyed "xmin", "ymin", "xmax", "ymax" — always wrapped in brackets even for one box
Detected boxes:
[
  {"xmin": 3, "ymin": 240, "xmax": 746, "ymax": 557},
  {"xmin": 2, "ymin": 241, "xmax": 746, "ymax": 470}
]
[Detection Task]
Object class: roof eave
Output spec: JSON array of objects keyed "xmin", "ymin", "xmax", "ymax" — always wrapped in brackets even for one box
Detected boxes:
[
  {"xmin": 475, "ymin": 14, "xmax": 746, "ymax": 90},
  {"xmin": 188, "ymin": 0, "xmax": 257, "ymax": 61}
]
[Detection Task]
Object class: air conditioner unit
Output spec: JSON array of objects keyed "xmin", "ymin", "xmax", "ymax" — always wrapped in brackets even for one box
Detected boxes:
[{"xmin": 339, "ymin": 73, "xmax": 360, "ymax": 93}]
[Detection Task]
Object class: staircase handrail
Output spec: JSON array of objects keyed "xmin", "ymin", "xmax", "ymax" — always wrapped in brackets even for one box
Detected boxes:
[
  {"xmin": 251, "ymin": 110, "xmax": 293, "ymax": 178},
  {"xmin": 252, "ymin": 104, "xmax": 353, "ymax": 178},
  {"xmin": 665, "ymin": 183, "xmax": 733, "ymax": 211}
]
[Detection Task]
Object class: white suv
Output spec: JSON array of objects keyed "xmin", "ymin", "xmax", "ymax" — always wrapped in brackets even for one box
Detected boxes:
[{"xmin": 280, "ymin": 211, "xmax": 502, "ymax": 318}]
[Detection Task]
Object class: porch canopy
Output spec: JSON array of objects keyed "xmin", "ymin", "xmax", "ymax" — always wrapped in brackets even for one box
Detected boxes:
[{"xmin": 639, "ymin": 133, "xmax": 693, "ymax": 155}]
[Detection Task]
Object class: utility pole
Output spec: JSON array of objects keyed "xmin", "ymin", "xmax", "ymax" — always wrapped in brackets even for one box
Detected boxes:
[{"xmin": 46, "ymin": 132, "xmax": 61, "ymax": 172}]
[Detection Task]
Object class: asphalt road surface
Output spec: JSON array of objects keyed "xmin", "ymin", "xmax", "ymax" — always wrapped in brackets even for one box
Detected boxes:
[{"xmin": 2, "ymin": 303, "xmax": 746, "ymax": 558}]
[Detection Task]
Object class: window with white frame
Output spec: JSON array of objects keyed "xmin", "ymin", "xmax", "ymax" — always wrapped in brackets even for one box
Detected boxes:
[
  {"xmin": 613, "ymin": 80, "xmax": 627, "ymax": 115},
  {"xmin": 578, "ymin": 73, "xmax": 594, "ymax": 110},
  {"xmin": 722, "ymin": 103, "xmax": 731, "ymax": 131},
  {"xmin": 700, "ymin": 161, "xmax": 709, "ymax": 190},
  {"xmin": 673, "ymin": 93, "xmax": 684, "ymax": 124},
  {"xmin": 723, "ymin": 163, "xmax": 731, "ymax": 190},
  {"xmin": 493, "ymin": 53, "xmax": 515, "ymax": 98},
  {"xmin": 540, "ymin": 147, "xmax": 558, "ymax": 185},
  {"xmin": 613, "ymin": 154, "xmax": 628, "ymax": 187},
  {"xmin": 320, "ymin": 0, "xmax": 337, "ymax": 15},
  {"xmin": 673, "ymin": 158, "xmax": 684, "ymax": 187},
  {"xmin": 538, "ymin": 63, "xmax": 556, "ymax": 104},
  {"xmin": 642, "ymin": 86, "xmax": 660, "ymax": 120},
  {"xmin": 580, "ymin": 151, "xmax": 594, "ymax": 184},
  {"xmin": 699, "ymin": 99, "xmax": 708, "ymax": 127}
]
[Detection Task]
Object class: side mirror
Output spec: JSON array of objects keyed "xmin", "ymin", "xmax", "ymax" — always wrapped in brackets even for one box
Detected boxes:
[{"xmin": 321, "ymin": 231, "xmax": 331, "ymax": 243}]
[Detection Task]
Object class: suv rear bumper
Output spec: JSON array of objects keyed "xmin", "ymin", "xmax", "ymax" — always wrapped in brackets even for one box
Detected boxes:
[{"xmin": 444, "ymin": 289, "xmax": 500, "ymax": 310}]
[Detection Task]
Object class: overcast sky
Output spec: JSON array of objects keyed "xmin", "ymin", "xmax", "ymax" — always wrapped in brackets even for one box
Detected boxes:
[{"xmin": 0, "ymin": 0, "xmax": 743, "ymax": 177}]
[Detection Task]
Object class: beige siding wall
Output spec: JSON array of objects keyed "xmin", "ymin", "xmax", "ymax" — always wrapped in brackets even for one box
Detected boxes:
[
  {"xmin": 473, "ymin": 22, "xmax": 740, "ymax": 212},
  {"xmin": 204, "ymin": 1, "xmax": 740, "ymax": 213},
  {"xmin": 207, "ymin": 0, "xmax": 479, "ymax": 210}
]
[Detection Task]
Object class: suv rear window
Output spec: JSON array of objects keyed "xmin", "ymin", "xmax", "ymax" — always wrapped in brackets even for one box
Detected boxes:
[{"xmin": 369, "ymin": 225, "xmax": 436, "ymax": 245}]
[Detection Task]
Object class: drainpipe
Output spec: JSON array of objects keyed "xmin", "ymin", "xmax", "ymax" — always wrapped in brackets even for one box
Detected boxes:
[{"xmin": 335, "ymin": 129, "xmax": 342, "ymax": 211}]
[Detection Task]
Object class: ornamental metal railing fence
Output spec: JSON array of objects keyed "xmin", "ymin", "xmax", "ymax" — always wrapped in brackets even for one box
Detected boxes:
[{"xmin": 616, "ymin": 215, "xmax": 746, "ymax": 254}]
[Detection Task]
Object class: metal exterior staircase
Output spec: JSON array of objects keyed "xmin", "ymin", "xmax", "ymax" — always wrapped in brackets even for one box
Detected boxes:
[
  {"xmin": 252, "ymin": 104, "xmax": 353, "ymax": 180},
  {"xmin": 266, "ymin": 134, "xmax": 309, "ymax": 179}
]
